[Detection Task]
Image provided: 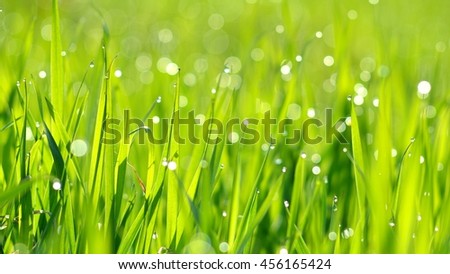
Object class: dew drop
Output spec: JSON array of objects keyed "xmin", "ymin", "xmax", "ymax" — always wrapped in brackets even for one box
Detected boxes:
[
  {"xmin": 328, "ymin": 232, "xmax": 337, "ymax": 241},
  {"xmin": 312, "ymin": 166, "xmax": 321, "ymax": 175},
  {"xmin": 70, "ymin": 139, "xmax": 88, "ymax": 157},
  {"xmin": 284, "ymin": 200, "xmax": 289, "ymax": 208},
  {"xmin": 282, "ymin": 166, "xmax": 287, "ymax": 173},
  {"xmin": 211, "ymin": 88, "xmax": 217, "ymax": 94},
  {"xmin": 61, "ymin": 51, "xmax": 67, "ymax": 57},
  {"xmin": 279, "ymin": 247, "xmax": 288, "ymax": 254},
  {"xmin": 152, "ymin": 232, "xmax": 158, "ymax": 239},
  {"xmin": 156, "ymin": 96, "xmax": 162, "ymax": 103},
  {"xmin": 52, "ymin": 179, "xmax": 62, "ymax": 191},
  {"xmin": 224, "ymin": 67, "xmax": 231, "ymax": 74},
  {"xmin": 162, "ymin": 158, "xmax": 168, "ymax": 167},
  {"xmin": 347, "ymin": 95, "xmax": 352, "ymax": 101},
  {"xmin": 222, "ymin": 211, "xmax": 227, "ymax": 217},
  {"xmin": 300, "ymin": 152, "xmax": 307, "ymax": 159},
  {"xmin": 410, "ymin": 137, "xmax": 416, "ymax": 143},
  {"xmin": 168, "ymin": 161, "xmax": 177, "ymax": 171},
  {"xmin": 89, "ymin": 61, "xmax": 94, "ymax": 68},
  {"xmin": 219, "ymin": 242, "xmax": 229, "ymax": 253},
  {"xmin": 419, "ymin": 156, "xmax": 425, "ymax": 164},
  {"xmin": 38, "ymin": 71, "xmax": 47, "ymax": 79}
]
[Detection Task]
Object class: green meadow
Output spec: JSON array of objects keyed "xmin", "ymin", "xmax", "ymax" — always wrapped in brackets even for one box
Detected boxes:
[{"xmin": 0, "ymin": 0, "xmax": 449, "ymax": 254}]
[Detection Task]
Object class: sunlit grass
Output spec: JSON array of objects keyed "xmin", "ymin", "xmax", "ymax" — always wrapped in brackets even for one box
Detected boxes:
[{"xmin": 0, "ymin": 0, "xmax": 449, "ymax": 254}]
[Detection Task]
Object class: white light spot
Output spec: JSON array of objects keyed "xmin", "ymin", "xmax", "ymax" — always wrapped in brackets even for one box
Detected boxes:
[
  {"xmin": 208, "ymin": 13, "xmax": 225, "ymax": 30},
  {"xmin": 323, "ymin": 56, "xmax": 334, "ymax": 67},
  {"xmin": 360, "ymin": 71, "xmax": 371, "ymax": 82},
  {"xmin": 200, "ymin": 160, "xmax": 209, "ymax": 168},
  {"xmin": 391, "ymin": 148, "xmax": 398, "ymax": 157},
  {"xmin": 179, "ymin": 95, "xmax": 188, "ymax": 108},
  {"xmin": 300, "ymin": 152, "xmax": 307, "ymax": 159},
  {"xmin": 41, "ymin": 24, "xmax": 52, "ymax": 41},
  {"xmin": 312, "ymin": 166, "xmax": 321, "ymax": 175},
  {"xmin": 162, "ymin": 158, "xmax": 168, "ymax": 167},
  {"xmin": 166, "ymin": 62, "xmax": 179, "ymax": 75},
  {"xmin": 345, "ymin": 117, "xmax": 352, "ymax": 126},
  {"xmin": 417, "ymin": 80, "xmax": 431, "ymax": 98},
  {"xmin": 183, "ymin": 73, "xmax": 197, "ymax": 87},
  {"xmin": 369, "ymin": 0, "xmax": 379, "ymax": 5},
  {"xmin": 295, "ymin": 55, "xmax": 303, "ymax": 62},
  {"xmin": 26, "ymin": 127, "xmax": 34, "ymax": 141},
  {"xmin": 280, "ymin": 64, "xmax": 291, "ymax": 75},
  {"xmin": 224, "ymin": 56, "xmax": 242, "ymax": 73},
  {"xmin": 152, "ymin": 116, "xmax": 160, "ymax": 124},
  {"xmin": 372, "ymin": 98, "xmax": 379, "ymax": 107},
  {"xmin": 425, "ymin": 105, "xmax": 436, "ymax": 118},
  {"xmin": 417, "ymin": 214, "xmax": 422, "ymax": 222},
  {"xmin": 52, "ymin": 179, "xmax": 62, "ymax": 191},
  {"xmin": 222, "ymin": 211, "xmax": 227, "ymax": 217},
  {"xmin": 307, "ymin": 108, "xmax": 316, "ymax": 118},
  {"xmin": 114, "ymin": 69, "xmax": 122, "ymax": 78},
  {"xmin": 347, "ymin": 10, "xmax": 358, "ymax": 20},
  {"xmin": 70, "ymin": 139, "xmax": 88, "ymax": 157},
  {"xmin": 228, "ymin": 132, "xmax": 240, "ymax": 144},
  {"xmin": 328, "ymin": 232, "xmax": 337, "ymax": 241},
  {"xmin": 211, "ymin": 88, "xmax": 217, "ymax": 94},
  {"xmin": 158, "ymin": 28, "xmax": 173, "ymax": 43},
  {"xmin": 152, "ymin": 232, "xmax": 158, "ymax": 239},
  {"xmin": 284, "ymin": 200, "xmax": 289, "ymax": 207},
  {"xmin": 354, "ymin": 95, "xmax": 364, "ymax": 105},
  {"xmin": 275, "ymin": 24, "xmax": 285, "ymax": 34},
  {"xmin": 420, "ymin": 156, "xmax": 425, "ymax": 164},
  {"xmin": 311, "ymin": 153, "xmax": 321, "ymax": 164},
  {"xmin": 279, "ymin": 247, "xmax": 288, "ymax": 254},
  {"xmin": 219, "ymin": 242, "xmax": 229, "ymax": 253},
  {"xmin": 168, "ymin": 161, "xmax": 177, "ymax": 171},
  {"xmin": 315, "ymin": 31, "xmax": 323, "ymax": 38},
  {"xmin": 135, "ymin": 55, "xmax": 152, "ymax": 71},
  {"xmin": 250, "ymin": 48, "xmax": 264, "ymax": 61},
  {"xmin": 38, "ymin": 71, "xmax": 47, "ymax": 79}
]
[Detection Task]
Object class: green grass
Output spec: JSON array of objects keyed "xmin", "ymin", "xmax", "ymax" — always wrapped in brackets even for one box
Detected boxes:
[{"xmin": 0, "ymin": 0, "xmax": 449, "ymax": 254}]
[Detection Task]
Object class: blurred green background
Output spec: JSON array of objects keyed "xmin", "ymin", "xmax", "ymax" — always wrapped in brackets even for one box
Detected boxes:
[{"xmin": 0, "ymin": 0, "xmax": 449, "ymax": 254}]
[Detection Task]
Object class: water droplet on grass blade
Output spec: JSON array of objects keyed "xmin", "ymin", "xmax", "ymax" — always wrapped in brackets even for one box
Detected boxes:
[
  {"xmin": 70, "ymin": 139, "xmax": 88, "ymax": 157},
  {"xmin": 312, "ymin": 166, "xmax": 321, "ymax": 175},
  {"xmin": 284, "ymin": 200, "xmax": 289, "ymax": 207},
  {"xmin": 89, "ymin": 61, "xmax": 94, "ymax": 68},
  {"xmin": 410, "ymin": 137, "xmax": 415, "ymax": 143},
  {"xmin": 156, "ymin": 96, "xmax": 162, "ymax": 103},
  {"xmin": 152, "ymin": 232, "xmax": 158, "ymax": 239},
  {"xmin": 168, "ymin": 161, "xmax": 177, "ymax": 171},
  {"xmin": 52, "ymin": 179, "xmax": 62, "ymax": 191},
  {"xmin": 219, "ymin": 242, "xmax": 229, "ymax": 253},
  {"xmin": 347, "ymin": 95, "xmax": 352, "ymax": 101},
  {"xmin": 328, "ymin": 232, "xmax": 337, "ymax": 241},
  {"xmin": 282, "ymin": 167, "xmax": 287, "ymax": 173}
]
